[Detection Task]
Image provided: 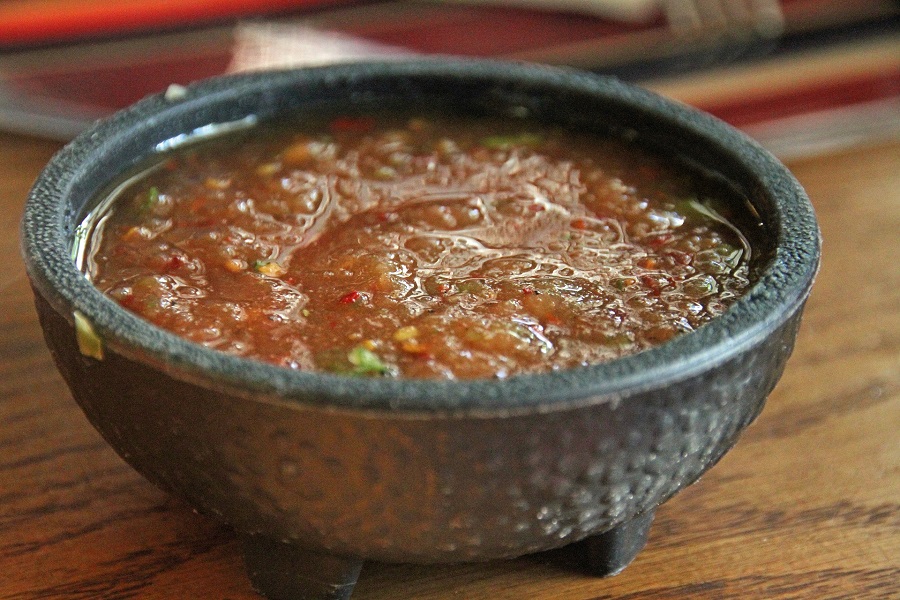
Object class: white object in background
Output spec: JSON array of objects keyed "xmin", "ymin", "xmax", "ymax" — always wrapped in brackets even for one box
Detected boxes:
[
  {"xmin": 441, "ymin": 0, "xmax": 659, "ymax": 21},
  {"xmin": 228, "ymin": 23, "xmax": 415, "ymax": 73}
]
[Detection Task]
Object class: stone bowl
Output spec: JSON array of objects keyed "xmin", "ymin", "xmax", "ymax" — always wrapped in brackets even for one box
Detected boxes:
[{"xmin": 21, "ymin": 59, "xmax": 820, "ymax": 600}]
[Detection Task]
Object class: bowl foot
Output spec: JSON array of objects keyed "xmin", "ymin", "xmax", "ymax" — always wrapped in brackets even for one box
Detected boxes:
[
  {"xmin": 238, "ymin": 509, "xmax": 655, "ymax": 598},
  {"xmin": 577, "ymin": 509, "xmax": 656, "ymax": 577},
  {"xmin": 240, "ymin": 533, "xmax": 363, "ymax": 600}
]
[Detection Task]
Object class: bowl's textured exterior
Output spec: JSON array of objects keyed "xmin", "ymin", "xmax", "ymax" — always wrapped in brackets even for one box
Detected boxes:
[{"xmin": 22, "ymin": 60, "xmax": 820, "ymax": 564}]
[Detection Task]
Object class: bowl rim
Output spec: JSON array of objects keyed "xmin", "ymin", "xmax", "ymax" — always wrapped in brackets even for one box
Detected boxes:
[{"xmin": 21, "ymin": 58, "xmax": 820, "ymax": 414}]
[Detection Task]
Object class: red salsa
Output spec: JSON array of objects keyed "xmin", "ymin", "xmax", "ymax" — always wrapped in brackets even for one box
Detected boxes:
[{"xmin": 83, "ymin": 113, "xmax": 758, "ymax": 379}]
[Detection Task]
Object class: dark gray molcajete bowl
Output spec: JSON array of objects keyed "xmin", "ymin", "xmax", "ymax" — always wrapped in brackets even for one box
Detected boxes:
[{"xmin": 21, "ymin": 60, "xmax": 820, "ymax": 600}]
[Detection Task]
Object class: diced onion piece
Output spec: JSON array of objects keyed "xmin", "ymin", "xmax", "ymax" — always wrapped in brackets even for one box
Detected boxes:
[
  {"xmin": 255, "ymin": 261, "xmax": 286, "ymax": 277},
  {"xmin": 393, "ymin": 326, "xmax": 419, "ymax": 342}
]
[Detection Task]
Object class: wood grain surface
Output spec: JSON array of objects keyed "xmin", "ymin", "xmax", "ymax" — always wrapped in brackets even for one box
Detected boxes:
[{"xmin": 1, "ymin": 131, "xmax": 898, "ymax": 599}]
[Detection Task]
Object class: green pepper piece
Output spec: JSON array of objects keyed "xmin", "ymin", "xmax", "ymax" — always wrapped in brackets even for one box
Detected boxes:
[
  {"xmin": 141, "ymin": 186, "xmax": 160, "ymax": 213},
  {"xmin": 480, "ymin": 133, "xmax": 543, "ymax": 150},
  {"xmin": 347, "ymin": 345, "xmax": 391, "ymax": 376}
]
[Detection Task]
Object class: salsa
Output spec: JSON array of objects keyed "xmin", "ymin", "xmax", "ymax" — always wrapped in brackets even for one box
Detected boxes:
[{"xmin": 83, "ymin": 112, "xmax": 758, "ymax": 379}]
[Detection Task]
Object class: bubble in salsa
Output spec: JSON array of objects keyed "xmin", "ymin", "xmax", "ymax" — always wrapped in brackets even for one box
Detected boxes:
[{"xmin": 82, "ymin": 112, "xmax": 760, "ymax": 379}]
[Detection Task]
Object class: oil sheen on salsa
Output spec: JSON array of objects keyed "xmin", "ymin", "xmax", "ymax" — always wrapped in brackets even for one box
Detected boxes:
[{"xmin": 84, "ymin": 112, "xmax": 757, "ymax": 379}]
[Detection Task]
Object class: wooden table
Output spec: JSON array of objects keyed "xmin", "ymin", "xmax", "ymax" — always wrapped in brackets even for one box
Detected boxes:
[{"xmin": 1, "ymin": 131, "xmax": 897, "ymax": 599}]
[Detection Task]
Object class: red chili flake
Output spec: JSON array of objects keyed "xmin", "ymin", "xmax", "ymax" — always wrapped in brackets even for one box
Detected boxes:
[
  {"xmin": 284, "ymin": 275, "xmax": 298, "ymax": 285},
  {"xmin": 330, "ymin": 116, "xmax": 376, "ymax": 134},
  {"xmin": 647, "ymin": 234, "xmax": 673, "ymax": 249},
  {"xmin": 165, "ymin": 255, "xmax": 183, "ymax": 271},
  {"xmin": 437, "ymin": 283, "xmax": 451, "ymax": 295},
  {"xmin": 571, "ymin": 218, "xmax": 588, "ymax": 230},
  {"xmin": 339, "ymin": 290, "xmax": 362, "ymax": 304},
  {"xmin": 522, "ymin": 287, "xmax": 535, "ymax": 295},
  {"xmin": 666, "ymin": 250, "xmax": 692, "ymax": 265},
  {"xmin": 640, "ymin": 275, "xmax": 660, "ymax": 291},
  {"xmin": 544, "ymin": 315, "xmax": 562, "ymax": 326},
  {"xmin": 329, "ymin": 320, "xmax": 337, "ymax": 329},
  {"xmin": 529, "ymin": 203, "xmax": 545, "ymax": 213}
]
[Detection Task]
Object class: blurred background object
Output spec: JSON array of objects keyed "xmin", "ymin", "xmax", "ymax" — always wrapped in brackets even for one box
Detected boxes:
[
  {"xmin": 0, "ymin": 0, "xmax": 345, "ymax": 47},
  {"xmin": 0, "ymin": 0, "xmax": 897, "ymax": 158}
]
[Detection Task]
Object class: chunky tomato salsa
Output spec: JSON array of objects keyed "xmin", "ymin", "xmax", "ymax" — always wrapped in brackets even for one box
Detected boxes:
[{"xmin": 83, "ymin": 112, "xmax": 759, "ymax": 379}]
